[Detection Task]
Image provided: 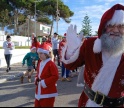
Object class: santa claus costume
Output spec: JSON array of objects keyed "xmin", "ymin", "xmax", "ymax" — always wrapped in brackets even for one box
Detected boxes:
[
  {"xmin": 62, "ymin": 4, "xmax": 124, "ymax": 107},
  {"xmin": 34, "ymin": 42, "xmax": 59, "ymax": 107}
]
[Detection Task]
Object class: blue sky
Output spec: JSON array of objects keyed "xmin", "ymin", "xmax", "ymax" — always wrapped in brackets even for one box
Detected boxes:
[{"xmin": 53, "ymin": 0, "xmax": 124, "ymax": 36}]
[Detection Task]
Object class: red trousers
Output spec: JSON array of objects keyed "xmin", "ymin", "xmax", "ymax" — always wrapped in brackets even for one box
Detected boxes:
[{"xmin": 34, "ymin": 97, "xmax": 55, "ymax": 107}]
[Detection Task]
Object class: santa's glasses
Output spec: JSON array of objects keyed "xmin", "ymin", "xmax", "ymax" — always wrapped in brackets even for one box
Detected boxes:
[{"xmin": 106, "ymin": 24, "xmax": 124, "ymax": 30}]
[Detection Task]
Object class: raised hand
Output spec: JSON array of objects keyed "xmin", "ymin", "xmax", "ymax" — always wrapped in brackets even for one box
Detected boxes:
[{"xmin": 66, "ymin": 24, "xmax": 81, "ymax": 55}]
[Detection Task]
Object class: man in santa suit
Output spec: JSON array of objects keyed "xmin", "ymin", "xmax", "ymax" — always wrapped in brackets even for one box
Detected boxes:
[{"xmin": 61, "ymin": 4, "xmax": 124, "ymax": 107}]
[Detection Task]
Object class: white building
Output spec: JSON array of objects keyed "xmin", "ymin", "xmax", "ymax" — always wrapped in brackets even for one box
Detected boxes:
[{"xmin": 18, "ymin": 19, "xmax": 53, "ymax": 37}]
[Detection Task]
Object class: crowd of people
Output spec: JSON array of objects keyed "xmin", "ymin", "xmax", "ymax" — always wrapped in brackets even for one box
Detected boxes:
[{"xmin": 2, "ymin": 3, "xmax": 124, "ymax": 107}]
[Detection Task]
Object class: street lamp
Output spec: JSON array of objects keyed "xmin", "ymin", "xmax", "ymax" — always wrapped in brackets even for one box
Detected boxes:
[
  {"xmin": 56, "ymin": 0, "xmax": 60, "ymax": 34},
  {"xmin": 34, "ymin": 0, "xmax": 41, "ymax": 36}
]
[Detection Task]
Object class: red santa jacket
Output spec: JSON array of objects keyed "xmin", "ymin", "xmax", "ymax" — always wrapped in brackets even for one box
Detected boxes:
[
  {"xmin": 32, "ymin": 41, "xmax": 40, "ymax": 50},
  {"xmin": 58, "ymin": 39, "xmax": 66, "ymax": 61},
  {"xmin": 35, "ymin": 58, "xmax": 59, "ymax": 100},
  {"xmin": 62, "ymin": 37, "xmax": 124, "ymax": 107}
]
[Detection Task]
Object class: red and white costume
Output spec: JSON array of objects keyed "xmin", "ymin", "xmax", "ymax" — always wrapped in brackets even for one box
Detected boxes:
[
  {"xmin": 62, "ymin": 4, "xmax": 124, "ymax": 107},
  {"xmin": 35, "ymin": 58, "xmax": 58, "ymax": 99},
  {"xmin": 35, "ymin": 43, "xmax": 59, "ymax": 107}
]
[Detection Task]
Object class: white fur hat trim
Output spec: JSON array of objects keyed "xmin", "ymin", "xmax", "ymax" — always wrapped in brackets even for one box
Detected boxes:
[
  {"xmin": 30, "ymin": 47, "xmax": 36, "ymax": 51},
  {"xmin": 37, "ymin": 48, "xmax": 49, "ymax": 55},
  {"xmin": 93, "ymin": 38, "xmax": 101, "ymax": 53}
]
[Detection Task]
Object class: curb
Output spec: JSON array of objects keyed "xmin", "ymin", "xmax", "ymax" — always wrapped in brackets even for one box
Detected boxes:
[
  {"xmin": 0, "ymin": 66, "xmax": 61, "ymax": 84},
  {"xmin": 0, "ymin": 71, "xmax": 25, "ymax": 84}
]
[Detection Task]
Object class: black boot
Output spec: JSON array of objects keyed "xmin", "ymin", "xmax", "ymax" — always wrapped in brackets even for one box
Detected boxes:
[
  {"xmin": 6, "ymin": 68, "xmax": 9, "ymax": 72},
  {"xmin": 9, "ymin": 67, "xmax": 11, "ymax": 70}
]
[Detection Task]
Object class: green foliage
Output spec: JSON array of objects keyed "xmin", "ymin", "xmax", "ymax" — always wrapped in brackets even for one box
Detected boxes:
[
  {"xmin": 0, "ymin": 0, "xmax": 74, "ymax": 35},
  {"xmin": 0, "ymin": 46, "xmax": 30, "ymax": 49},
  {"xmin": 80, "ymin": 14, "xmax": 92, "ymax": 36},
  {"xmin": 15, "ymin": 46, "xmax": 30, "ymax": 49},
  {"xmin": 37, "ymin": 17, "xmax": 52, "ymax": 25}
]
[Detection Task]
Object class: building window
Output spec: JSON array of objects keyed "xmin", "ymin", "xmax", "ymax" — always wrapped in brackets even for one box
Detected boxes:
[
  {"xmin": 42, "ymin": 27, "xmax": 45, "ymax": 31},
  {"xmin": 47, "ymin": 28, "xmax": 49, "ymax": 33}
]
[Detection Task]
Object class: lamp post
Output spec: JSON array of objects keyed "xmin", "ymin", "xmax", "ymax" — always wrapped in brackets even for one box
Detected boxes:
[
  {"xmin": 34, "ymin": 0, "xmax": 41, "ymax": 37},
  {"xmin": 56, "ymin": 0, "xmax": 60, "ymax": 34},
  {"xmin": 34, "ymin": 1, "xmax": 37, "ymax": 36}
]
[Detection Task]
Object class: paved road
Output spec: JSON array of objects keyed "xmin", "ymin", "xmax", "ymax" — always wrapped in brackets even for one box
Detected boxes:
[{"xmin": 0, "ymin": 62, "xmax": 83, "ymax": 107}]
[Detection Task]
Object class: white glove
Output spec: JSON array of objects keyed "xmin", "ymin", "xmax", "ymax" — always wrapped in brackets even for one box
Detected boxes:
[
  {"xmin": 78, "ymin": 32, "xmax": 84, "ymax": 42},
  {"xmin": 66, "ymin": 24, "xmax": 81, "ymax": 56}
]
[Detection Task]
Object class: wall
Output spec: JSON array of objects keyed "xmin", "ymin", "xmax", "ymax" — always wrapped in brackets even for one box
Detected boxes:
[
  {"xmin": 0, "ymin": 35, "xmax": 31, "ymax": 46},
  {"xmin": 0, "ymin": 49, "xmax": 30, "ymax": 68}
]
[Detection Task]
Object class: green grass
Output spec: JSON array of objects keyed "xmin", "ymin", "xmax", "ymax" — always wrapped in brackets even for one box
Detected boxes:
[{"xmin": 0, "ymin": 46, "xmax": 30, "ymax": 49}]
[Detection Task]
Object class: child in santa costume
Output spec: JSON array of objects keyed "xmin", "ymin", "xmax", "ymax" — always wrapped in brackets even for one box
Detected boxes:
[
  {"xmin": 62, "ymin": 4, "xmax": 124, "ymax": 107},
  {"xmin": 34, "ymin": 42, "xmax": 59, "ymax": 107},
  {"xmin": 21, "ymin": 46, "xmax": 39, "ymax": 83}
]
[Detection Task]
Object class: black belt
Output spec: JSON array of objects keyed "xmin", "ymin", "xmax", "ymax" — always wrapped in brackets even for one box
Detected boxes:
[{"xmin": 84, "ymin": 83, "xmax": 124, "ymax": 107}]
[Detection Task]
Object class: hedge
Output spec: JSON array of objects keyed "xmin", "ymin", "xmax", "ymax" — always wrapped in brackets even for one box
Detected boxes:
[{"xmin": 0, "ymin": 46, "xmax": 30, "ymax": 49}]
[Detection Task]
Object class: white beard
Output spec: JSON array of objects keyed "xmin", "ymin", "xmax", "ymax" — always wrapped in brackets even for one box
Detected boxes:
[
  {"xmin": 100, "ymin": 33, "xmax": 124, "ymax": 54},
  {"xmin": 86, "ymin": 33, "xmax": 124, "ymax": 107}
]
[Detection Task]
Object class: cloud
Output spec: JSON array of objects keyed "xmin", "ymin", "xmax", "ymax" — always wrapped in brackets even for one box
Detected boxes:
[{"xmin": 56, "ymin": 0, "xmax": 124, "ymax": 36}]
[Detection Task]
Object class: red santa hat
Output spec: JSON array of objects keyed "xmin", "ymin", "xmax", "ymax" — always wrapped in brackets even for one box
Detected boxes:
[
  {"xmin": 64, "ymin": 33, "xmax": 66, "ymax": 37},
  {"xmin": 37, "ymin": 42, "xmax": 52, "ymax": 55},
  {"xmin": 30, "ymin": 46, "xmax": 36, "ymax": 51},
  {"xmin": 93, "ymin": 4, "xmax": 124, "ymax": 53}
]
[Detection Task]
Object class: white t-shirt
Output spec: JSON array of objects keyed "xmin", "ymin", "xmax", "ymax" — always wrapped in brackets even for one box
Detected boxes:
[{"xmin": 3, "ymin": 41, "xmax": 15, "ymax": 54}]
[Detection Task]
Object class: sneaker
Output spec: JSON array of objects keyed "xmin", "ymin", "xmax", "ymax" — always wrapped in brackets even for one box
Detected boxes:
[
  {"xmin": 28, "ymin": 76, "xmax": 31, "ymax": 83},
  {"xmin": 28, "ymin": 78, "xmax": 32, "ymax": 83},
  {"xmin": 77, "ymin": 83, "xmax": 84, "ymax": 87},
  {"xmin": 6, "ymin": 69, "xmax": 9, "ymax": 72},
  {"xmin": 61, "ymin": 77, "xmax": 66, "ymax": 81},
  {"xmin": 20, "ymin": 76, "xmax": 24, "ymax": 83},
  {"xmin": 66, "ymin": 77, "xmax": 71, "ymax": 82}
]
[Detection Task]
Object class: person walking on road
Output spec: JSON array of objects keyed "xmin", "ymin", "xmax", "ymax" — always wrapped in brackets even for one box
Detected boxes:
[
  {"xmin": 31, "ymin": 33, "xmax": 40, "ymax": 70},
  {"xmin": 51, "ymin": 32, "xmax": 60, "ymax": 66},
  {"xmin": 59, "ymin": 33, "xmax": 71, "ymax": 82},
  {"xmin": 34, "ymin": 42, "xmax": 59, "ymax": 107},
  {"xmin": 3, "ymin": 35, "xmax": 15, "ymax": 72}
]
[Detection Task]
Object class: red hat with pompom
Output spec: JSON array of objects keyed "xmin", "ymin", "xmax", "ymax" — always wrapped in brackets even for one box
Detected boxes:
[
  {"xmin": 30, "ymin": 46, "xmax": 36, "ymax": 51},
  {"xmin": 93, "ymin": 4, "xmax": 124, "ymax": 53},
  {"xmin": 37, "ymin": 42, "xmax": 52, "ymax": 54}
]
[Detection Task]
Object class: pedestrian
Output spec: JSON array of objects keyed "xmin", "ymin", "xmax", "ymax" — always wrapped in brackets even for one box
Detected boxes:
[
  {"xmin": 59, "ymin": 33, "xmax": 71, "ymax": 82},
  {"xmin": 21, "ymin": 46, "xmax": 39, "ymax": 83},
  {"xmin": 62, "ymin": 4, "xmax": 124, "ymax": 107},
  {"xmin": 46, "ymin": 36, "xmax": 52, "ymax": 45},
  {"xmin": 31, "ymin": 34, "xmax": 40, "ymax": 70},
  {"xmin": 51, "ymin": 32, "xmax": 60, "ymax": 66},
  {"xmin": 31, "ymin": 36, "xmax": 40, "ymax": 50},
  {"xmin": 34, "ymin": 42, "xmax": 59, "ymax": 107},
  {"xmin": 3, "ymin": 35, "xmax": 15, "ymax": 72},
  {"xmin": 42, "ymin": 36, "xmax": 47, "ymax": 43}
]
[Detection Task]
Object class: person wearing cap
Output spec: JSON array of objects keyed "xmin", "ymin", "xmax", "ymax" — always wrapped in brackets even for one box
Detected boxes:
[
  {"xmin": 3, "ymin": 35, "xmax": 15, "ymax": 72},
  {"xmin": 59, "ymin": 33, "xmax": 71, "ymax": 82},
  {"xmin": 61, "ymin": 4, "xmax": 124, "ymax": 107},
  {"xmin": 51, "ymin": 32, "xmax": 61, "ymax": 66},
  {"xmin": 34, "ymin": 42, "xmax": 59, "ymax": 107},
  {"xmin": 21, "ymin": 46, "xmax": 39, "ymax": 83}
]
